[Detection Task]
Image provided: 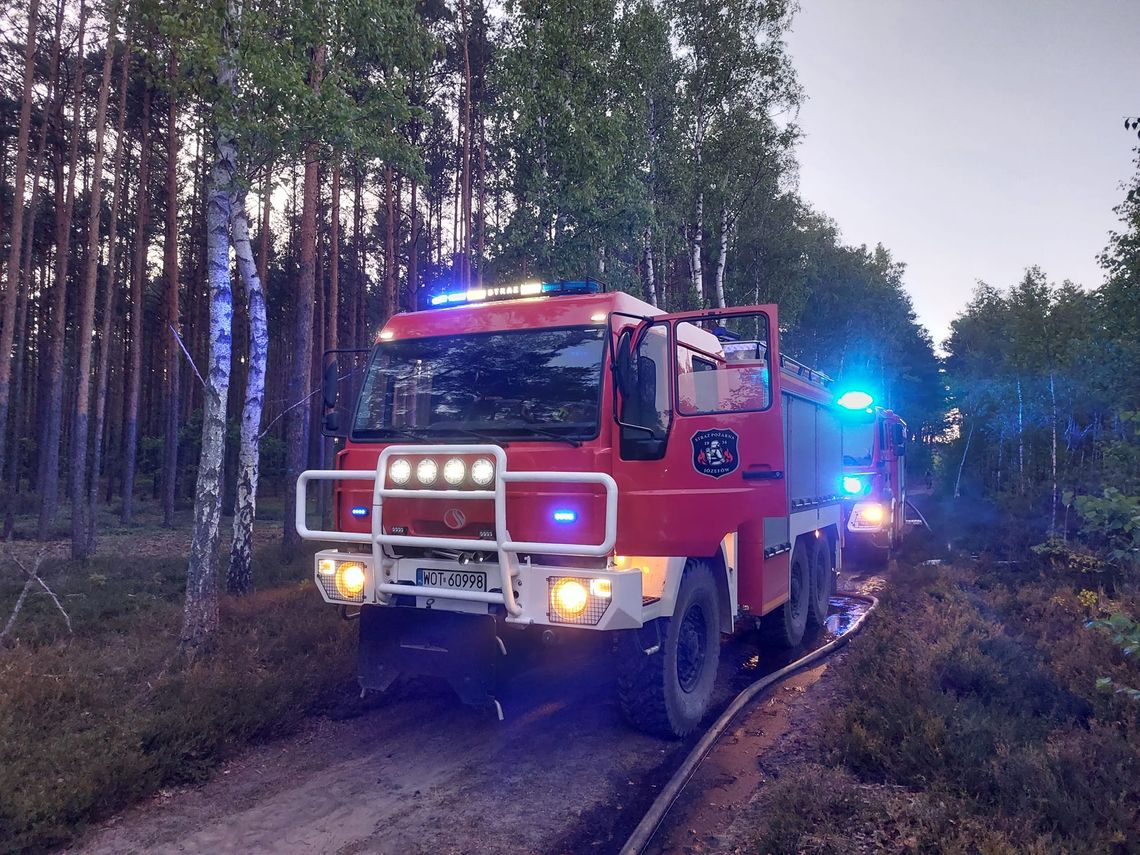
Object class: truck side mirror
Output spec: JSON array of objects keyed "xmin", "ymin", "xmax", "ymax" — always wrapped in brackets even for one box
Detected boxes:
[
  {"xmin": 893, "ymin": 423, "xmax": 907, "ymax": 456},
  {"xmin": 322, "ymin": 359, "xmax": 338, "ymax": 410},
  {"xmin": 324, "ymin": 411, "xmax": 341, "ymax": 433}
]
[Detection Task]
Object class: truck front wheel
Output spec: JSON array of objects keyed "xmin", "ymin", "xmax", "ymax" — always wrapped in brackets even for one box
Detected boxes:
[{"xmin": 616, "ymin": 561, "xmax": 721, "ymax": 739}]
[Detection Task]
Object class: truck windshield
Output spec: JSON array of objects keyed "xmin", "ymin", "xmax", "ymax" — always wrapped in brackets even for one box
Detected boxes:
[
  {"xmin": 352, "ymin": 326, "xmax": 606, "ymax": 442},
  {"xmin": 842, "ymin": 422, "xmax": 875, "ymax": 466}
]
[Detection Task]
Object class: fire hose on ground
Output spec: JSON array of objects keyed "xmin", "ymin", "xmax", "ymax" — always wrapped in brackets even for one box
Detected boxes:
[{"xmin": 619, "ymin": 592, "xmax": 881, "ymax": 855}]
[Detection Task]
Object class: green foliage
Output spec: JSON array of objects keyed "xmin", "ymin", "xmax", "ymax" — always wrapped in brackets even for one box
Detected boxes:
[
  {"xmin": 1088, "ymin": 614, "xmax": 1140, "ymax": 701},
  {"xmin": 1073, "ymin": 488, "xmax": 1140, "ymax": 576}
]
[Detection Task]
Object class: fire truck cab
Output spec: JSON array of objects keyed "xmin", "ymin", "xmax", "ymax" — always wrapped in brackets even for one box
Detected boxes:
[
  {"xmin": 838, "ymin": 391, "xmax": 908, "ymax": 552},
  {"xmin": 297, "ymin": 280, "xmax": 844, "ymax": 738}
]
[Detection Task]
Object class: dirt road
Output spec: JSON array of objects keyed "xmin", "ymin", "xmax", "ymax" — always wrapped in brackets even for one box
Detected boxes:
[{"xmin": 72, "ymin": 589, "xmax": 879, "ymax": 855}]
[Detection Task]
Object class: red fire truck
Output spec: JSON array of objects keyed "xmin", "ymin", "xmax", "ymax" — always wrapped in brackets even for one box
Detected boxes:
[
  {"xmin": 838, "ymin": 392, "xmax": 908, "ymax": 552},
  {"xmin": 297, "ymin": 280, "xmax": 843, "ymax": 738}
]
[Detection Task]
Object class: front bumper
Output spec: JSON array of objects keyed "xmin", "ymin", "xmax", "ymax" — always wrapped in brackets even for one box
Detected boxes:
[{"xmin": 313, "ymin": 548, "xmax": 643, "ymax": 630}]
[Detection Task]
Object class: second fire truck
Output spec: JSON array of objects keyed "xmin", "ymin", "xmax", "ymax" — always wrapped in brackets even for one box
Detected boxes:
[
  {"xmin": 298, "ymin": 280, "xmax": 844, "ymax": 738},
  {"xmin": 838, "ymin": 391, "xmax": 909, "ymax": 552}
]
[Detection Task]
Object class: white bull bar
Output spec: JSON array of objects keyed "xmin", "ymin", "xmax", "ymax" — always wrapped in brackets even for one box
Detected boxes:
[{"xmin": 295, "ymin": 444, "xmax": 619, "ymax": 617}]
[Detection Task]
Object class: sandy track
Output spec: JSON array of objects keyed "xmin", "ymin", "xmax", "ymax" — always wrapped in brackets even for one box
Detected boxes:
[{"xmin": 73, "ymin": 585, "xmax": 878, "ymax": 855}]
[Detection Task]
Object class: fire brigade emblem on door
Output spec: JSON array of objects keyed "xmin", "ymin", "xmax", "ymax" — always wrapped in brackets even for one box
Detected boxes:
[{"xmin": 691, "ymin": 429, "xmax": 740, "ymax": 478}]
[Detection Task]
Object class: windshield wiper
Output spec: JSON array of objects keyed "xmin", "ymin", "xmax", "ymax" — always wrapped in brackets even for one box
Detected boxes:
[
  {"xmin": 367, "ymin": 426, "xmax": 441, "ymax": 443},
  {"xmin": 419, "ymin": 424, "xmax": 508, "ymax": 447},
  {"xmin": 497, "ymin": 422, "xmax": 582, "ymax": 448}
]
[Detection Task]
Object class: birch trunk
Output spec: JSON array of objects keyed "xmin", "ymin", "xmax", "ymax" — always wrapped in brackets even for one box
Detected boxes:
[
  {"xmin": 689, "ymin": 116, "xmax": 705, "ymax": 305},
  {"xmin": 121, "ymin": 82, "xmax": 152, "ymax": 524},
  {"xmin": 70, "ymin": 3, "xmax": 119, "ymax": 560},
  {"xmin": 714, "ymin": 203, "xmax": 728, "ymax": 308},
  {"xmin": 0, "ymin": 0, "xmax": 42, "ymax": 482},
  {"xmin": 642, "ymin": 225, "xmax": 656, "ymax": 306},
  {"xmin": 182, "ymin": 5, "xmax": 239, "ymax": 652},
  {"xmin": 227, "ymin": 192, "xmax": 267, "ymax": 596}
]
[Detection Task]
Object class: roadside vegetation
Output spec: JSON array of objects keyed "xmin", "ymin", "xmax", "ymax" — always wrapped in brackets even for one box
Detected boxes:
[
  {"xmin": 741, "ymin": 547, "xmax": 1140, "ymax": 853},
  {"xmin": 0, "ymin": 503, "xmax": 358, "ymax": 854}
]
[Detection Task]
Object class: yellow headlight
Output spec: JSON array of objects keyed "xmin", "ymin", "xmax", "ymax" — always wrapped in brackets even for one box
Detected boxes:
[
  {"xmin": 860, "ymin": 503, "xmax": 885, "ymax": 524},
  {"xmin": 551, "ymin": 578, "xmax": 589, "ymax": 619},
  {"xmin": 318, "ymin": 558, "xmax": 336, "ymax": 576},
  {"xmin": 335, "ymin": 562, "xmax": 366, "ymax": 599}
]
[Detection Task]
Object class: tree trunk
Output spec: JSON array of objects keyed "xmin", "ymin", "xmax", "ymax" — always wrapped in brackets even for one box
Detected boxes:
[
  {"xmin": 70, "ymin": 3, "xmax": 119, "ymax": 559},
  {"xmin": 383, "ymin": 164, "xmax": 396, "ymax": 319},
  {"xmin": 38, "ymin": 2, "xmax": 88, "ymax": 539},
  {"xmin": 1016, "ymin": 375, "xmax": 1024, "ymax": 495},
  {"xmin": 121, "ymin": 81, "xmax": 152, "ymax": 524},
  {"xmin": 182, "ymin": 3, "xmax": 239, "ymax": 653},
  {"xmin": 5, "ymin": 1, "xmax": 62, "ymax": 533},
  {"xmin": 642, "ymin": 225, "xmax": 657, "ymax": 307},
  {"xmin": 89, "ymin": 30, "xmax": 131, "ymax": 553},
  {"xmin": 407, "ymin": 177, "xmax": 419, "ymax": 310},
  {"xmin": 689, "ymin": 118, "xmax": 705, "ymax": 305},
  {"xmin": 227, "ymin": 191, "xmax": 267, "ymax": 595},
  {"xmin": 282, "ymin": 46, "xmax": 325, "ymax": 559},
  {"xmin": 349, "ymin": 169, "xmax": 362, "ymax": 348},
  {"xmin": 0, "ymin": 0, "xmax": 42, "ymax": 483},
  {"xmin": 1050, "ymin": 372, "xmax": 1058, "ymax": 537},
  {"xmin": 954, "ymin": 422, "xmax": 973, "ymax": 499},
  {"xmin": 713, "ymin": 203, "xmax": 728, "ymax": 308},
  {"xmin": 163, "ymin": 52, "xmax": 182, "ymax": 528}
]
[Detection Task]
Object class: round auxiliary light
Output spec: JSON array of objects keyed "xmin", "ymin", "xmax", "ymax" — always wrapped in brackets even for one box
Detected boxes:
[
  {"xmin": 551, "ymin": 578, "xmax": 589, "ymax": 620},
  {"xmin": 443, "ymin": 457, "xmax": 466, "ymax": 486},
  {"xmin": 470, "ymin": 457, "xmax": 495, "ymax": 486},
  {"xmin": 417, "ymin": 458, "xmax": 438, "ymax": 485},
  {"xmin": 389, "ymin": 458, "xmax": 411, "ymax": 486},
  {"xmin": 334, "ymin": 562, "xmax": 366, "ymax": 599}
]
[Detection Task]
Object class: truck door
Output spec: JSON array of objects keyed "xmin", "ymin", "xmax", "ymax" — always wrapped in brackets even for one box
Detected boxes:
[{"xmin": 611, "ymin": 307, "xmax": 790, "ymax": 614}]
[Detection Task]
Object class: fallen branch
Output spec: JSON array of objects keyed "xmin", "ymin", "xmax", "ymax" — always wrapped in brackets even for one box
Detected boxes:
[{"xmin": 1, "ymin": 549, "xmax": 72, "ymax": 638}]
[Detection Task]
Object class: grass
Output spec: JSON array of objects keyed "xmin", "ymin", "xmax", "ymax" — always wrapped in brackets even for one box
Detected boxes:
[
  {"xmin": 739, "ymin": 559, "xmax": 1140, "ymax": 853},
  {"xmin": 0, "ymin": 501, "xmax": 359, "ymax": 854}
]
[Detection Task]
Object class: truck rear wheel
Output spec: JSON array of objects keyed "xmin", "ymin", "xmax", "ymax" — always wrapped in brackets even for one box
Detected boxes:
[
  {"xmin": 762, "ymin": 540, "xmax": 810, "ymax": 648},
  {"xmin": 808, "ymin": 535, "xmax": 834, "ymax": 629},
  {"xmin": 616, "ymin": 561, "xmax": 720, "ymax": 739}
]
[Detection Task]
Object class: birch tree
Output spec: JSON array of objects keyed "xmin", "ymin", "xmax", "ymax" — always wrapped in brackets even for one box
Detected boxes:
[{"xmin": 182, "ymin": 0, "xmax": 238, "ymax": 652}]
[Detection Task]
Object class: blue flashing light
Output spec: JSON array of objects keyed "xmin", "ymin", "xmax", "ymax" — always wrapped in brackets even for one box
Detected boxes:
[
  {"xmin": 351, "ymin": 506, "xmax": 370, "ymax": 518},
  {"xmin": 424, "ymin": 278, "xmax": 602, "ymax": 310},
  {"xmin": 837, "ymin": 390, "xmax": 875, "ymax": 411},
  {"xmin": 552, "ymin": 509, "xmax": 577, "ymax": 523},
  {"xmin": 842, "ymin": 476, "xmax": 866, "ymax": 496}
]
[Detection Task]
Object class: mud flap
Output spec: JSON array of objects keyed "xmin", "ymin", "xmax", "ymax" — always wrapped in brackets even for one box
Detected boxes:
[{"xmin": 358, "ymin": 605, "xmax": 503, "ymax": 715}]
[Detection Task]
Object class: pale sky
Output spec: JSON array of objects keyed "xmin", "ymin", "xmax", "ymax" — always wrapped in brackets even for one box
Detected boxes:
[{"xmin": 785, "ymin": 0, "xmax": 1140, "ymax": 347}]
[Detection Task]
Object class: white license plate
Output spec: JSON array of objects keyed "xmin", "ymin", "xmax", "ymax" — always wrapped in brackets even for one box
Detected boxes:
[{"xmin": 416, "ymin": 568, "xmax": 488, "ymax": 592}]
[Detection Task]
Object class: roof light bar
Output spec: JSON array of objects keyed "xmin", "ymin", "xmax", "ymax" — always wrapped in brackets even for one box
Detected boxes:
[{"xmin": 426, "ymin": 279, "xmax": 601, "ymax": 309}]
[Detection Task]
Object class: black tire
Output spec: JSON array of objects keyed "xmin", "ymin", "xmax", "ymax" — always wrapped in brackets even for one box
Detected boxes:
[
  {"xmin": 616, "ymin": 561, "xmax": 721, "ymax": 739},
  {"xmin": 808, "ymin": 535, "xmax": 833, "ymax": 629},
  {"xmin": 762, "ymin": 540, "xmax": 810, "ymax": 648}
]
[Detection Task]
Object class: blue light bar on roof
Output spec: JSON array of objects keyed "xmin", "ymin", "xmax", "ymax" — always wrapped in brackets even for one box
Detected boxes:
[{"xmin": 426, "ymin": 279, "xmax": 601, "ymax": 309}]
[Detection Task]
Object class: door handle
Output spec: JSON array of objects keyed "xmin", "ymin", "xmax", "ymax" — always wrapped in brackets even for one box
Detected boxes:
[{"xmin": 743, "ymin": 469, "xmax": 784, "ymax": 481}]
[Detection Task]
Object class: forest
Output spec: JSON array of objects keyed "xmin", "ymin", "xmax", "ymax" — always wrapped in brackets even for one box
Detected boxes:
[
  {"xmin": 0, "ymin": 0, "xmax": 941, "ymax": 642},
  {"xmin": 2, "ymin": 0, "xmax": 1140, "ymax": 850}
]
